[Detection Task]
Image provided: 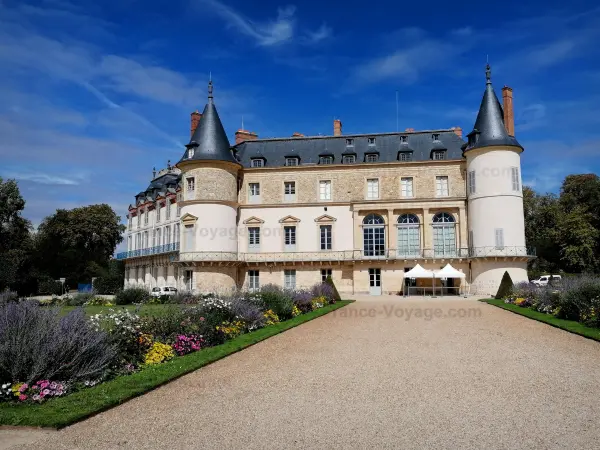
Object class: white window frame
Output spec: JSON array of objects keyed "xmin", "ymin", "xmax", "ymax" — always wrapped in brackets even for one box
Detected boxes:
[
  {"xmin": 186, "ymin": 177, "xmax": 195, "ymax": 193},
  {"xmin": 346, "ymin": 138, "xmax": 354, "ymax": 147},
  {"xmin": 165, "ymin": 225, "xmax": 171, "ymax": 245},
  {"xmin": 368, "ymin": 137, "xmax": 376, "ymax": 146},
  {"xmin": 284, "ymin": 269, "xmax": 296, "ymax": 290},
  {"xmin": 401, "ymin": 177, "xmax": 414, "ymax": 198},
  {"xmin": 175, "ymin": 223, "xmax": 180, "ymax": 244},
  {"xmin": 156, "ymin": 204, "xmax": 161, "ymax": 223},
  {"xmin": 188, "ymin": 148, "xmax": 194, "ymax": 159},
  {"xmin": 495, "ymin": 228, "xmax": 505, "ymax": 250},
  {"xmin": 321, "ymin": 268, "xmax": 332, "ymax": 282},
  {"xmin": 248, "ymin": 183, "xmax": 261, "ymax": 203},
  {"xmin": 468, "ymin": 170, "xmax": 476, "ymax": 195},
  {"xmin": 342, "ymin": 154, "xmax": 356, "ymax": 164},
  {"xmin": 399, "ymin": 152, "xmax": 412, "ymax": 162},
  {"xmin": 285, "ymin": 157, "xmax": 298, "ymax": 166},
  {"xmin": 248, "ymin": 227, "xmax": 260, "ymax": 252},
  {"xmin": 156, "ymin": 228, "xmax": 161, "ymax": 248},
  {"xmin": 284, "ymin": 226, "xmax": 296, "ymax": 252},
  {"xmin": 367, "ymin": 178, "xmax": 379, "ymax": 199},
  {"xmin": 511, "ymin": 167, "xmax": 521, "ymax": 191},
  {"xmin": 432, "ymin": 150, "xmax": 445, "ymax": 160},
  {"xmin": 366, "ymin": 153, "xmax": 378, "ymax": 163},
  {"xmin": 435, "ymin": 176, "xmax": 449, "ymax": 197},
  {"xmin": 248, "ymin": 270, "xmax": 260, "ymax": 291},
  {"xmin": 251, "ymin": 159, "xmax": 263, "ymax": 168},
  {"xmin": 320, "ymin": 156, "xmax": 333, "ymax": 165},
  {"xmin": 319, "ymin": 180, "xmax": 331, "ymax": 201},
  {"xmin": 320, "ymin": 225, "xmax": 332, "ymax": 251},
  {"xmin": 166, "ymin": 201, "xmax": 171, "ymax": 220},
  {"xmin": 284, "ymin": 181, "xmax": 296, "ymax": 202}
]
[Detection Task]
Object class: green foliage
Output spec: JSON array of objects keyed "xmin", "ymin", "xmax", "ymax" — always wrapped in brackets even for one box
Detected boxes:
[
  {"xmin": 258, "ymin": 284, "xmax": 294, "ymax": 320},
  {"xmin": 64, "ymin": 292, "xmax": 96, "ymax": 306},
  {"xmin": 37, "ymin": 276, "xmax": 64, "ymax": 296},
  {"xmin": 93, "ymin": 275, "xmax": 123, "ymax": 295},
  {"xmin": 114, "ymin": 287, "xmax": 149, "ymax": 305},
  {"xmin": 325, "ymin": 275, "xmax": 341, "ymax": 302},
  {"xmin": 495, "ymin": 271, "xmax": 514, "ymax": 299}
]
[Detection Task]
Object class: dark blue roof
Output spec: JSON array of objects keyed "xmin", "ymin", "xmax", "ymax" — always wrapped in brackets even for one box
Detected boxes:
[{"xmin": 235, "ymin": 131, "xmax": 464, "ymax": 168}]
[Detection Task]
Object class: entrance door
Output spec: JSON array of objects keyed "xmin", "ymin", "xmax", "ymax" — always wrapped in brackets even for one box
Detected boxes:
[{"xmin": 369, "ymin": 268, "xmax": 381, "ymax": 295}]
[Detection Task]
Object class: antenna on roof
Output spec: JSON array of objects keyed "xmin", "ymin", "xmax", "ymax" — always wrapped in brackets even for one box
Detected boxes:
[
  {"xmin": 241, "ymin": 115, "xmax": 244, "ymax": 130},
  {"xmin": 395, "ymin": 90, "xmax": 399, "ymax": 132}
]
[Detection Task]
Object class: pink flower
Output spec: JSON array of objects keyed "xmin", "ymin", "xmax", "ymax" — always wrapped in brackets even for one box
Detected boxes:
[
  {"xmin": 49, "ymin": 382, "xmax": 57, "ymax": 390},
  {"xmin": 19, "ymin": 383, "xmax": 29, "ymax": 392},
  {"xmin": 18, "ymin": 394, "xmax": 27, "ymax": 401},
  {"xmin": 42, "ymin": 389, "xmax": 50, "ymax": 395},
  {"xmin": 199, "ymin": 317, "xmax": 205, "ymax": 322},
  {"xmin": 32, "ymin": 385, "xmax": 39, "ymax": 390},
  {"xmin": 32, "ymin": 394, "xmax": 41, "ymax": 401}
]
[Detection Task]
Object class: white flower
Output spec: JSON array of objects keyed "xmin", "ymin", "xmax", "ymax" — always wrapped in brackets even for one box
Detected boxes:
[{"xmin": 1, "ymin": 383, "xmax": 9, "ymax": 389}]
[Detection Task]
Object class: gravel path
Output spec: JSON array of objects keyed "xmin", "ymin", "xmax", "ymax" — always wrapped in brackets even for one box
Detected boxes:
[{"xmin": 5, "ymin": 298, "xmax": 600, "ymax": 449}]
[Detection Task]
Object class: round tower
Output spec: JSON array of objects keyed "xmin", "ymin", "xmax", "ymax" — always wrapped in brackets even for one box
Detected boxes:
[
  {"xmin": 176, "ymin": 81, "xmax": 241, "ymax": 293},
  {"xmin": 464, "ymin": 65, "xmax": 531, "ymax": 294}
]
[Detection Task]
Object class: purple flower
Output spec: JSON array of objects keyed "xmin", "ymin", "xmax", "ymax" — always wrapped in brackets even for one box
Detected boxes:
[{"xmin": 42, "ymin": 389, "xmax": 50, "ymax": 395}]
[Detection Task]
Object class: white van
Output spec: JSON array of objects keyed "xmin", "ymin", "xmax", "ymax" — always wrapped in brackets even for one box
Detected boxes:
[{"xmin": 531, "ymin": 275, "xmax": 562, "ymax": 287}]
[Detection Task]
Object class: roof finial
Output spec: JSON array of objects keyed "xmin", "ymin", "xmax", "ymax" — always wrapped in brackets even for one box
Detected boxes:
[
  {"xmin": 167, "ymin": 159, "xmax": 171, "ymax": 169},
  {"xmin": 485, "ymin": 63, "xmax": 492, "ymax": 85},
  {"xmin": 152, "ymin": 167, "xmax": 156, "ymax": 178},
  {"xmin": 208, "ymin": 79, "xmax": 213, "ymax": 101}
]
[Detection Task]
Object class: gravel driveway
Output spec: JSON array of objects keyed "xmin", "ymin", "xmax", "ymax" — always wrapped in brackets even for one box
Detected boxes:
[{"xmin": 4, "ymin": 298, "xmax": 600, "ymax": 449}]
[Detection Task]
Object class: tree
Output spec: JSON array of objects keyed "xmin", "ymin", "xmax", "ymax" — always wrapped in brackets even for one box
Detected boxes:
[
  {"xmin": 35, "ymin": 204, "xmax": 126, "ymax": 286},
  {"xmin": 495, "ymin": 271, "xmax": 514, "ymax": 299},
  {"xmin": 557, "ymin": 206, "xmax": 599, "ymax": 273},
  {"xmin": 0, "ymin": 178, "xmax": 33, "ymax": 292},
  {"xmin": 325, "ymin": 275, "xmax": 341, "ymax": 302}
]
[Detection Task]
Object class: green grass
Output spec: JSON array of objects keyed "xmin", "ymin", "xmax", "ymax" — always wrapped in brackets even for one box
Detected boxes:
[
  {"xmin": 0, "ymin": 300, "xmax": 353, "ymax": 429},
  {"xmin": 59, "ymin": 304, "xmax": 182, "ymax": 317},
  {"xmin": 481, "ymin": 299, "xmax": 600, "ymax": 342}
]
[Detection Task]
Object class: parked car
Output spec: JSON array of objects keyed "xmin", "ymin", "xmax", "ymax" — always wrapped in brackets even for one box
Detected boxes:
[
  {"xmin": 531, "ymin": 275, "xmax": 562, "ymax": 287},
  {"xmin": 150, "ymin": 286, "xmax": 178, "ymax": 298}
]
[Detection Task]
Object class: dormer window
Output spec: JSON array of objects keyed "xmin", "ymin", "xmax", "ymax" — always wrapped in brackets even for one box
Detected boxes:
[
  {"xmin": 400, "ymin": 135, "xmax": 408, "ymax": 144},
  {"xmin": 368, "ymin": 137, "xmax": 376, "ymax": 146},
  {"xmin": 320, "ymin": 156, "xmax": 333, "ymax": 165},
  {"xmin": 345, "ymin": 139, "xmax": 354, "ymax": 147},
  {"xmin": 188, "ymin": 148, "xmax": 195, "ymax": 158},
  {"xmin": 343, "ymin": 155, "xmax": 356, "ymax": 164},
  {"xmin": 432, "ymin": 150, "xmax": 446, "ymax": 160},
  {"xmin": 398, "ymin": 151, "xmax": 413, "ymax": 162},
  {"xmin": 365, "ymin": 153, "xmax": 379, "ymax": 163},
  {"xmin": 251, "ymin": 158, "xmax": 264, "ymax": 168},
  {"xmin": 432, "ymin": 133, "xmax": 440, "ymax": 141},
  {"xmin": 285, "ymin": 157, "xmax": 299, "ymax": 166}
]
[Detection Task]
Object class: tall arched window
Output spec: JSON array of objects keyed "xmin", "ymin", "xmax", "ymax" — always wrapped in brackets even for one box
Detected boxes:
[
  {"xmin": 432, "ymin": 212, "xmax": 456, "ymax": 256},
  {"xmin": 363, "ymin": 213, "xmax": 385, "ymax": 256},
  {"xmin": 397, "ymin": 214, "xmax": 420, "ymax": 257}
]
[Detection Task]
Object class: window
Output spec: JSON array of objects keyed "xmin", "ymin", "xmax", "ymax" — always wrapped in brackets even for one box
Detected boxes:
[
  {"xmin": 184, "ymin": 225, "xmax": 194, "ymax": 252},
  {"xmin": 251, "ymin": 158, "xmax": 263, "ymax": 168},
  {"xmin": 143, "ymin": 231, "xmax": 148, "ymax": 248},
  {"xmin": 128, "ymin": 216, "xmax": 132, "ymax": 230},
  {"xmin": 137, "ymin": 212, "xmax": 140, "ymax": 227},
  {"xmin": 142, "ymin": 210, "xmax": 148, "ymax": 226},
  {"xmin": 319, "ymin": 180, "xmax": 331, "ymax": 200},
  {"xmin": 186, "ymin": 177, "xmax": 195, "ymax": 192},
  {"xmin": 248, "ymin": 227, "xmax": 260, "ymax": 252},
  {"xmin": 165, "ymin": 226, "xmax": 171, "ymax": 245},
  {"xmin": 400, "ymin": 135, "xmax": 408, "ymax": 144},
  {"xmin": 188, "ymin": 148, "xmax": 194, "ymax": 158},
  {"xmin": 166, "ymin": 202, "xmax": 171, "ymax": 220},
  {"xmin": 366, "ymin": 153, "xmax": 379, "ymax": 163},
  {"xmin": 285, "ymin": 157, "xmax": 298, "ymax": 166},
  {"xmin": 511, "ymin": 167, "xmax": 521, "ymax": 191},
  {"xmin": 398, "ymin": 151, "xmax": 412, "ymax": 162},
  {"xmin": 184, "ymin": 269, "xmax": 193, "ymax": 291},
  {"xmin": 156, "ymin": 228, "xmax": 161, "ymax": 248},
  {"xmin": 321, "ymin": 269, "xmax": 332, "ymax": 282},
  {"xmin": 320, "ymin": 156, "xmax": 333, "ymax": 165},
  {"xmin": 363, "ymin": 214, "xmax": 385, "ymax": 257},
  {"xmin": 469, "ymin": 230, "xmax": 474, "ymax": 249},
  {"xmin": 495, "ymin": 228, "xmax": 505, "ymax": 250},
  {"xmin": 248, "ymin": 183, "xmax": 260, "ymax": 203},
  {"xmin": 284, "ymin": 181, "xmax": 296, "ymax": 202},
  {"xmin": 284, "ymin": 270, "xmax": 296, "ymax": 290},
  {"xmin": 157, "ymin": 204, "xmax": 161, "ymax": 223},
  {"xmin": 367, "ymin": 179, "xmax": 379, "ymax": 199},
  {"xmin": 468, "ymin": 170, "xmax": 476, "ymax": 195},
  {"xmin": 436, "ymin": 176, "xmax": 449, "ymax": 197},
  {"xmin": 320, "ymin": 225, "xmax": 332, "ymax": 250},
  {"xmin": 152, "ymin": 229, "xmax": 156, "ymax": 247},
  {"xmin": 432, "ymin": 212, "xmax": 456, "ymax": 257},
  {"xmin": 368, "ymin": 137, "xmax": 376, "ymax": 146},
  {"xmin": 397, "ymin": 214, "xmax": 420, "ymax": 257},
  {"xmin": 284, "ymin": 226, "xmax": 296, "ymax": 251},
  {"xmin": 175, "ymin": 223, "xmax": 180, "ymax": 243},
  {"xmin": 401, "ymin": 177, "xmax": 414, "ymax": 197},
  {"xmin": 432, "ymin": 133, "xmax": 440, "ymax": 141},
  {"xmin": 128, "ymin": 235, "xmax": 132, "ymax": 251},
  {"xmin": 342, "ymin": 155, "xmax": 356, "ymax": 164},
  {"xmin": 432, "ymin": 150, "xmax": 446, "ymax": 160},
  {"xmin": 346, "ymin": 138, "xmax": 354, "ymax": 146},
  {"xmin": 248, "ymin": 270, "xmax": 260, "ymax": 291}
]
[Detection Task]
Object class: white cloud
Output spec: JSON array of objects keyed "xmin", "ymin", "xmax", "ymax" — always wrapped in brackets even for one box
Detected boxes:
[
  {"xmin": 3, "ymin": 172, "xmax": 84, "ymax": 186},
  {"xmin": 303, "ymin": 23, "xmax": 332, "ymax": 44}
]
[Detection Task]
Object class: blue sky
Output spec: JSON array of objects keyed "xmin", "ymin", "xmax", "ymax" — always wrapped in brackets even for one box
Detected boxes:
[{"xmin": 1, "ymin": 0, "xmax": 600, "ymax": 230}]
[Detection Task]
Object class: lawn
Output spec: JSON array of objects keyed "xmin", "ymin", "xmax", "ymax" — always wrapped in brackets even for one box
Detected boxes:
[
  {"xmin": 0, "ymin": 300, "xmax": 353, "ymax": 429},
  {"xmin": 60, "ymin": 304, "xmax": 182, "ymax": 317},
  {"xmin": 481, "ymin": 299, "xmax": 600, "ymax": 342}
]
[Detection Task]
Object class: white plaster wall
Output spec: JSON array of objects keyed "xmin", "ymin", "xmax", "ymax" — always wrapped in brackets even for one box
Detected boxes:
[
  {"xmin": 181, "ymin": 203, "xmax": 238, "ymax": 252},
  {"xmin": 466, "ymin": 147, "xmax": 526, "ymax": 248},
  {"xmin": 238, "ymin": 205, "xmax": 354, "ymax": 253},
  {"xmin": 470, "ymin": 260, "xmax": 528, "ymax": 295}
]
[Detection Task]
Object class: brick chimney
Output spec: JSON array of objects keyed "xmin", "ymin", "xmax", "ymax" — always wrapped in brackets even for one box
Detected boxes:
[
  {"xmin": 292, "ymin": 132, "xmax": 304, "ymax": 137},
  {"xmin": 502, "ymin": 86, "xmax": 515, "ymax": 136},
  {"xmin": 405, "ymin": 127, "xmax": 415, "ymax": 132},
  {"xmin": 235, "ymin": 129, "xmax": 258, "ymax": 145},
  {"xmin": 190, "ymin": 110, "xmax": 202, "ymax": 137},
  {"xmin": 452, "ymin": 127, "xmax": 462, "ymax": 138},
  {"xmin": 333, "ymin": 119, "xmax": 342, "ymax": 136}
]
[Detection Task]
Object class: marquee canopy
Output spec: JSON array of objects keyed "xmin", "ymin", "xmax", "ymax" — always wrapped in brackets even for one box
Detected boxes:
[
  {"xmin": 434, "ymin": 263, "xmax": 466, "ymax": 279},
  {"xmin": 403, "ymin": 263, "xmax": 466, "ymax": 279},
  {"xmin": 403, "ymin": 264, "xmax": 435, "ymax": 278}
]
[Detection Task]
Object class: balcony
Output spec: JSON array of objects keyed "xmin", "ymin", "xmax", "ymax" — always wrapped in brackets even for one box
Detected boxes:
[{"xmin": 116, "ymin": 242, "xmax": 180, "ymax": 260}]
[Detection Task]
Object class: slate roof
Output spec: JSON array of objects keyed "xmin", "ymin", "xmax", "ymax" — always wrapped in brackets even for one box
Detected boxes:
[
  {"xmin": 135, "ymin": 172, "xmax": 181, "ymax": 205},
  {"xmin": 464, "ymin": 64, "xmax": 522, "ymax": 152},
  {"xmin": 234, "ymin": 130, "xmax": 465, "ymax": 168},
  {"xmin": 178, "ymin": 81, "xmax": 239, "ymax": 165}
]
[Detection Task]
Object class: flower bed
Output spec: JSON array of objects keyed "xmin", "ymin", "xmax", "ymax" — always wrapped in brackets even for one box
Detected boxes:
[{"xmin": 0, "ymin": 282, "xmax": 340, "ymax": 409}]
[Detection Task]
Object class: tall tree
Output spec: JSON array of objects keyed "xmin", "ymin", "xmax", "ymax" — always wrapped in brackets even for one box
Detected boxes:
[
  {"xmin": 557, "ymin": 206, "xmax": 599, "ymax": 273},
  {"xmin": 0, "ymin": 178, "xmax": 33, "ymax": 292},
  {"xmin": 35, "ymin": 204, "xmax": 126, "ymax": 285}
]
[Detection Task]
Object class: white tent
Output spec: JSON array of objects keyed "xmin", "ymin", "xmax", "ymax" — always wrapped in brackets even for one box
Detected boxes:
[
  {"xmin": 434, "ymin": 263, "xmax": 466, "ymax": 279},
  {"xmin": 403, "ymin": 264, "xmax": 435, "ymax": 278}
]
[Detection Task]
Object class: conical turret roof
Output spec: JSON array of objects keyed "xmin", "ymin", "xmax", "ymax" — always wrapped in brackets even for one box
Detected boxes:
[
  {"xmin": 179, "ymin": 81, "xmax": 239, "ymax": 164},
  {"xmin": 464, "ymin": 65, "xmax": 522, "ymax": 152}
]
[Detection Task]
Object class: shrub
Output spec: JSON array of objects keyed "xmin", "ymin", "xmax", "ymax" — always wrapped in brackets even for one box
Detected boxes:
[
  {"xmin": 114, "ymin": 287, "xmax": 150, "ymax": 305},
  {"xmin": 0, "ymin": 290, "xmax": 18, "ymax": 306},
  {"xmin": 228, "ymin": 294, "xmax": 266, "ymax": 330},
  {"xmin": 84, "ymin": 296, "xmax": 114, "ymax": 306},
  {"xmin": 293, "ymin": 290, "xmax": 313, "ymax": 313},
  {"xmin": 258, "ymin": 284, "xmax": 294, "ymax": 320},
  {"xmin": 495, "ymin": 271, "xmax": 514, "ymax": 299},
  {"xmin": 325, "ymin": 276, "xmax": 341, "ymax": 302},
  {"xmin": 93, "ymin": 276, "xmax": 123, "ymax": 295},
  {"xmin": 64, "ymin": 292, "xmax": 95, "ymax": 306},
  {"xmin": 37, "ymin": 277, "xmax": 64, "ymax": 296},
  {"xmin": 0, "ymin": 301, "xmax": 116, "ymax": 384},
  {"xmin": 167, "ymin": 291, "xmax": 200, "ymax": 305},
  {"xmin": 172, "ymin": 335, "xmax": 204, "ymax": 356},
  {"xmin": 312, "ymin": 281, "xmax": 338, "ymax": 304},
  {"xmin": 557, "ymin": 275, "xmax": 600, "ymax": 324}
]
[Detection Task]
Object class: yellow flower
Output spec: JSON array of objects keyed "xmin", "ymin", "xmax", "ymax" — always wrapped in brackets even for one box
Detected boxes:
[
  {"xmin": 144, "ymin": 342, "xmax": 174, "ymax": 365},
  {"xmin": 291, "ymin": 305, "xmax": 301, "ymax": 317},
  {"xmin": 263, "ymin": 309, "xmax": 280, "ymax": 326}
]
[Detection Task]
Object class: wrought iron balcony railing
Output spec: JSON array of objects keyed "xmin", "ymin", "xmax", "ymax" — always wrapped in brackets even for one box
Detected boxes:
[{"xmin": 116, "ymin": 242, "xmax": 180, "ymax": 260}]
